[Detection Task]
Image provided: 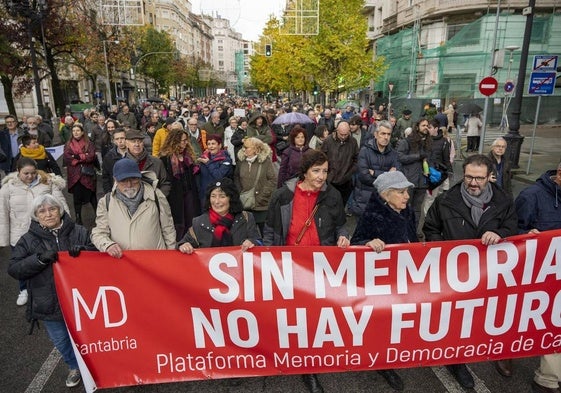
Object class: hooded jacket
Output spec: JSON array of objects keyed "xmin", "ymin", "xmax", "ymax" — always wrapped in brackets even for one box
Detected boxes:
[
  {"xmin": 0, "ymin": 171, "xmax": 69, "ymax": 247},
  {"xmin": 515, "ymin": 170, "xmax": 561, "ymax": 233}
]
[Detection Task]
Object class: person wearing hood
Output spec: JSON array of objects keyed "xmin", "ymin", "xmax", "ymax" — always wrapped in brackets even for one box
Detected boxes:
[
  {"xmin": 235, "ymin": 137, "xmax": 276, "ymax": 235},
  {"xmin": 247, "ymin": 112, "xmax": 276, "ymax": 163},
  {"xmin": 515, "ymin": 163, "xmax": 561, "ymax": 393},
  {"xmin": 8, "ymin": 194, "xmax": 94, "ymax": 388}
]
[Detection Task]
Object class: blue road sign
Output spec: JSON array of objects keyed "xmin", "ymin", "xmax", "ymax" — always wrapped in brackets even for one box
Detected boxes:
[
  {"xmin": 532, "ymin": 55, "xmax": 558, "ymax": 72},
  {"xmin": 528, "ymin": 72, "xmax": 556, "ymax": 95},
  {"xmin": 504, "ymin": 81, "xmax": 515, "ymax": 93}
]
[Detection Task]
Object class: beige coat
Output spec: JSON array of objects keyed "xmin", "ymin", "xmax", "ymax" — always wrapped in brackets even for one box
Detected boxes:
[
  {"xmin": 91, "ymin": 182, "xmax": 176, "ymax": 252},
  {"xmin": 0, "ymin": 171, "xmax": 69, "ymax": 247}
]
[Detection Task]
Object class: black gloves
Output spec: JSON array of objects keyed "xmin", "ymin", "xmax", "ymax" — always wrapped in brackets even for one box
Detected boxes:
[
  {"xmin": 419, "ymin": 153, "xmax": 428, "ymax": 160},
  {"xmin": 38, "ymin": 250, "xmax": 58, "ymax": 265},
  {"xmin": 69, "ymin": 245, "xmax": 86, "ymax": 258}
]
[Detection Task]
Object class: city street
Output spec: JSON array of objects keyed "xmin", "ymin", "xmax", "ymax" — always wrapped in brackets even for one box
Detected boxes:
[{"xmin": 1, "ymin": 124, "xmax": 559, "ymax": 393}]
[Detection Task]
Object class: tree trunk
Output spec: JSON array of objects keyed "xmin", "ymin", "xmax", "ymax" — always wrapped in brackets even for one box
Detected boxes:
[
  {"xmin": 1, "ymin": 75, "xmax": 17, "ymax": 118},
  {"xmin": 43, "ymin": 44, "xmax": 65, "ymax": 116}
]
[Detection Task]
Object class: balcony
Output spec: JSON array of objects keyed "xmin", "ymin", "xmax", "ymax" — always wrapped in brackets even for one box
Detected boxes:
[{"xmin": 363, "ymin": 0, "xmax": 376, "ymax": 12}]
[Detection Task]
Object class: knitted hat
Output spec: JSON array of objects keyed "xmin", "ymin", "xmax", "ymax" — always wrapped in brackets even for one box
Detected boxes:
[{"xmin": 374, "ymin": 171, "xmax": 414, "ymax": 193}]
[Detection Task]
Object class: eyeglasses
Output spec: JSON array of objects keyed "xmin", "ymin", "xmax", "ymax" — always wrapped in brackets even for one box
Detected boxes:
[
  {"xmin": 464, "ymin": 175, "xmax": 488, "ymax": 183},
  {"xmin": 36, "ymin": 206, "xmax": 59, "ymax": 216}
]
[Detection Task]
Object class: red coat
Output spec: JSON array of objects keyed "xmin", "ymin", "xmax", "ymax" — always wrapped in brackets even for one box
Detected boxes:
[{"xmin": 63, "ymin": 138, "xmax": 96, "ymax": 192}]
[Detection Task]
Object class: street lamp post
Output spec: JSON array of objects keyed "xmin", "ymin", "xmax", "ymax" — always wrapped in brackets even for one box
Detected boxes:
[
  {"xmin": 133, "ymin": 51, "xmax": 177, "ymax": 104},
  {"xmin": 499, "ymin": 45, "xmax": 520, "ymax": 131},
  {"xmin": 102, "ymin": 40, "xmax": 119, "ymax": 107},
  {"xmin": 388, "ymin": 82, "xmax": 394, "ymax": 117}
]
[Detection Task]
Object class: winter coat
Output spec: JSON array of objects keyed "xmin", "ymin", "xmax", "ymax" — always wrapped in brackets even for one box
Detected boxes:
[
  {"xmin": 12, "ymin": 150, "xmax": 62, "ymax": 176},
  {"xmin": 247, "ymin": 114, "xmax": 274, "ymax": 144},
  {"xmin": 178, "ymin": 211, "xmax": 260, "ymax": 249},
  {"xmin": 423, "ymin": 182, "xmax": 518, "ymax": 241},
  {"xmin": 488, "ymin": 152, "xmax": 512, "ymax": 196},
  {"xmin": 199, "ymin": 149, "xmax": 233, "ymax": 201},
  {"xmin": 263, "ymin": 178, "xmax": 349, "ymax": 246},
  {"xmin": 428, "ymin": 130, "xmax": 453, "ymax": 176},
  {"xmin": 8, "ymin": 213, "xmax": 91, "ymax": 321},
  {"xmin": 278, "ymin": 145, "xmax": 309, "ymax": 188},
  {"xmin": 0, "ymin": 171, "xmax": 69, "ymax": 247},
  {"xmin": 515, "ymin": 170, "xmax": 561, "ymax": 233},
  {"xmin": 396, "ymin": 136, "xmax": 431, "ymax": 189},
  {"xmin": 349, "ymin": 140, "xmax": 400, "ymax": 216},
  {"xmin": 101, "ymin": 147, "xmax": 125, "ymax": 193},
  {"xmin": 321, "ymin": 132, "xmax": 359, "ymax": 185},
  {"xmin": 351, "ymin": 191, "xmax": 417, "ymax": 245},
  {"xmin": 235, "ymin": 145, "xmax": 277, "ymax": 212},
  {"xmin": 201, "ymin": 120, "xmax": 225, "ymax": 141},
  {"xmin": 464, "ymin": 115, "xmax": 482, "ymax": 137},
  {"xmin": 91, "ymin": 181, "xmax": 176, "ymax": 252},
  {"xmin": 63, "ymin": 138, "xmax": 97, "ymax": 193}
]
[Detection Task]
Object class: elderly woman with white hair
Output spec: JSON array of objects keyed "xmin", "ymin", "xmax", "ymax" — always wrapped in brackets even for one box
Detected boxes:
[
  {"xmin": 8, "ymin": 194, "xmax": 94, "ymax": 389},
  {"xmin": 350, "ymin": 170, "xmax": 418, "ymax": 391}
]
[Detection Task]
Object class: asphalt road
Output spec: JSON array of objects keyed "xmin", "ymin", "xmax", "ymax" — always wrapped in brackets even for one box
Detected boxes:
[{"xmin": 1, "ymin": 124, "xmax": 558, "ymax": 393}]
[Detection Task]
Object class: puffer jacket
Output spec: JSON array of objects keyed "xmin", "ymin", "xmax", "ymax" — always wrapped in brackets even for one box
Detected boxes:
[
  {"xmin": 515, "ymin": 170, "xmax": 561, "ymax": 233},
  {"xmin": 235, "ymin": 144, "xmax": 277, "ymax": 212},
  {"xmin": 263, "ymin": 178, "xmax": 349, "ymax": 246},
  {"xmin": 396, "ymin": 136, "xmax": 431, "ymax": 188},
  {"xmin": 349, "ymin": 139, "xmax": 400, "ymax": 216},
  {"xmin": 277, "ymin": 145, "xmax": 309, "ymax": 188},
  {"xmin": 423, "ymin": 181, "xmax": 517, "ymax": 241},
  {"xmin": 8, "ymin": 213, "xmax": 91, "ymax": 321},
  {"xmin": 0, "ymin": 171, "xmax": 69, "ymax": 247}
]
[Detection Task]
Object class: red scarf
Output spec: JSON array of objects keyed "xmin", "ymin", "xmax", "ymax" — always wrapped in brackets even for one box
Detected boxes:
[{"xmin": 209, "ymin": 208, "xmax": 234, "ymax": 247}]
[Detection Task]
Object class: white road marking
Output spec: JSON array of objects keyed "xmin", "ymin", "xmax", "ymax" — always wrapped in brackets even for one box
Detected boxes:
[
  {"xmin": 24, "ymin": 347, "xmax": 61, "ymax": 393},
  {"xmin": 432, "ymin": 365, "xmax": 492, "ymax": 393}
]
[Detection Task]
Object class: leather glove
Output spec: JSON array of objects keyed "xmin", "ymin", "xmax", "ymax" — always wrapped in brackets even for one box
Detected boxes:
[
  {"xmin": 38, "ymin": 250, "xmax": 58, "ymax": 264},
  {"xmin": 69, "ymin": 245, "xmax": 86, "ymax": 258}
]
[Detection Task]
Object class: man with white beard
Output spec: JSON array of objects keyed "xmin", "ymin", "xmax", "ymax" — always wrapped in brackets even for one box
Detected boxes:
[{"xmin": 91, "ymin": 158, "xmax": 175, "ymax": 258}]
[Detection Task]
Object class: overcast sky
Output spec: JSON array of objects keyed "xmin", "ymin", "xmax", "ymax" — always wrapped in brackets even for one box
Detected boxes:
[{"xmin": 190, "ymin": 0, "xmax": 286, "ymax": 41}]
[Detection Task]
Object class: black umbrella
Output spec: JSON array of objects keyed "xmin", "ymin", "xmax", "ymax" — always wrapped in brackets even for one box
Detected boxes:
[{"xmin": 457, "ymin": 102, "xmax": 483, "ymax": 115}]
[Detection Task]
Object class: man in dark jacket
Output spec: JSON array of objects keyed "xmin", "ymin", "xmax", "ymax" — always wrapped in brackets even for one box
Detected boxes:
[
  {"xmin": 101, "ymin": 128, "xmax": 127, "ymax": 193},
  {"xmin": 515, "ymin": 163, "xmax": 561, "ymax": 393},
  {"xmin": 423, "ymin": 154, "xmax": 518, "ymax": 389}
]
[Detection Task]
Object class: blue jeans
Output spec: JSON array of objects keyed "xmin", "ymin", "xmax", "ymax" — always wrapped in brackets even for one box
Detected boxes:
[{"xmin": 43, "ymin": 320, "xmax": 79, "ymax": 370}]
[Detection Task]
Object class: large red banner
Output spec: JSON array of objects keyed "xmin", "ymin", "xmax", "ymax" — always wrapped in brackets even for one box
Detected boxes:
[{"xmin": 54, "ymin": 230, "xmax": 561, "ymax": 391}]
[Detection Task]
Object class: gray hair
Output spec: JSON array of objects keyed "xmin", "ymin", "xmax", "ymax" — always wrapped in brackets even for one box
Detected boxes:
[
  {"xmin": 491, "ymin": 137, "xmax": 507, "ymax": 147},
  {"xmin": 30, "ymin": 194, "xmax": 64, "ymax": 221},
  {"xmin": 376, "ymin": 120, "xmax": 393, "ymax": 132}
]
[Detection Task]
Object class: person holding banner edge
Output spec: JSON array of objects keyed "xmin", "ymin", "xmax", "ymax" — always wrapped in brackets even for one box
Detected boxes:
[
  {"xmin": 423, "ymin": 154, "xmax": 518, "ymax": 389},
  {"xmin": 263, "ymin": 149, "xmax": 350, "ymax": 393},
  {"xmin": 515, "ymin": 162, "xmax": 561, "ymax": 393},
  {"xmin": 8, "ymin": 194, "xmax": 95, "ymax": 388}
]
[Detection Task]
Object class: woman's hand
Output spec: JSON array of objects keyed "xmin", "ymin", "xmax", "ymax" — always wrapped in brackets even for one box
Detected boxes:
[
  {"xmin": 106, "ymin": 243, "xmax": 123, "ymax": 258},
  {"xmin": 336, "ymin": 236, "xmax": 350, "ymax": 249},
  {"xmin": 366, "ymin": 238, "xmax": 385, "ymax": 253},
  {"xmin": 179, "ymin": 242, "xmax": 194, "ymax": 254},
  {"xmin": 241, "ymin": 240, "xmax": 255, "ymax": 252}
]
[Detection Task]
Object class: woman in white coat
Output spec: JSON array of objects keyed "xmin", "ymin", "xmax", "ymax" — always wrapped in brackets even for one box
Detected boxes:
[{"xmin": 0, "ymin": 157, "xmax": 69, "ymax": 306}]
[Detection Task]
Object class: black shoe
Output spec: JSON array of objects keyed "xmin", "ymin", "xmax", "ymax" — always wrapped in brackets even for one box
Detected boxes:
[
  {"xmin": 302, "ymin": 374, "xmax": 324, "ymax": 393},
  {"xmin": 378, "ymin": 369, "xmax": 404, "ymax": 391},
  {"xmin": 447, "ymin": 364, "xmax": 474, "ymax": 388},
  {"xmin": 495, "ymin": 359, "xmax": 512, "ymax": 377},
  {"xmin": 531, "ymin": 380, "xmax": 561, "ymax": 393}
]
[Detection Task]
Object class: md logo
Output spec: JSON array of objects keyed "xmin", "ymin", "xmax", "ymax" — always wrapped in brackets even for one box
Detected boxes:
[{"xmin": 72, "ymin": 286, "xmax": 128, "ymax": 331}]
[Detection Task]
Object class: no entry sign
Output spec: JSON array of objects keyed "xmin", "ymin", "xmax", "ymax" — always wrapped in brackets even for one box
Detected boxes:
[{"xmin": 479, "ymin": 76, "xmax": 498, "ymax": 96}]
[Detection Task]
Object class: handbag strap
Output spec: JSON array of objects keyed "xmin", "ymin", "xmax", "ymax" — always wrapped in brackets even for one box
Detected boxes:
[
  {"xmin": 294, "ymin": 204, "xmax": 320, "ymax": 245},
  {"xmin": 250, "ymin": 162, "xmax": 262, "ymax": 189}
]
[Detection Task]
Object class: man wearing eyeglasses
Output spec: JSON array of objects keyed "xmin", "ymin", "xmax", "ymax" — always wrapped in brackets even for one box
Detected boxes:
[
  {"xmin": 422, "ymin": 153, "xmax": 517, "ymax": 389},
  {"xmin": 0, "ymin": 115, "xmax": 24, "ymax": 179}
]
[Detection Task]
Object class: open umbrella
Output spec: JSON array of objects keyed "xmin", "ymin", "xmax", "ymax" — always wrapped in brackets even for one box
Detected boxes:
[
  {"xmin": 457, "ymin": 102, "xmax": 483, "ymax": 115},
  {"xmin": 272, "ymin": 112, "xmax": 313, "ymax": 125},
  {"xmin": 335, "ymin": 99, "xmax": 360, "ymax": 109}
]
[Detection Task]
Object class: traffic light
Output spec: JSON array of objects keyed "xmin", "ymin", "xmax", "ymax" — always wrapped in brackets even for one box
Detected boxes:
[
  {"xmin": 265, "ymin": 44, "xmax": 272, "ymax": 57},
  {"xmin": 313, "ymin": 85, "xmax": 319, "ymax": 95}
]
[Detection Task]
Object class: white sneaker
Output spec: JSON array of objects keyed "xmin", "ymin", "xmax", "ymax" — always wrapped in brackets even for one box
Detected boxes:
[{"xmin": 16, "ymin": 289, "xmax": 28, "ymax": 306}]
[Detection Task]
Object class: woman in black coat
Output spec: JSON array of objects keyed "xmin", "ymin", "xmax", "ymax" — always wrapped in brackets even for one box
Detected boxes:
[
  {"xmin": 8, "ymin": 194, "xmax": 94, "ymax": 388},
  {"xmin": 350, "ymin": 170, "xmax": 417, "ymax": 391}
]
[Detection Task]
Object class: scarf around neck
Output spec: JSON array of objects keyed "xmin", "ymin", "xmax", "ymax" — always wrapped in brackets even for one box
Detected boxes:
[
  {"xmin": 21, "ymin": 145, "xmax": 47, "ymax": 160},
  {"xmin": 209, "ymin": 208, "xmax": 234, "ymax": 247},
  {"xmin": 460, "ymin": 182, "xmax": 493, "ymax": 226}
]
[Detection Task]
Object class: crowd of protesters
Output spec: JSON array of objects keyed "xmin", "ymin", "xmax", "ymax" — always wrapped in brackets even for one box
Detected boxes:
[{"xmin": 0, "ymin": 95, "xmax": 560, "ymax": 393}]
